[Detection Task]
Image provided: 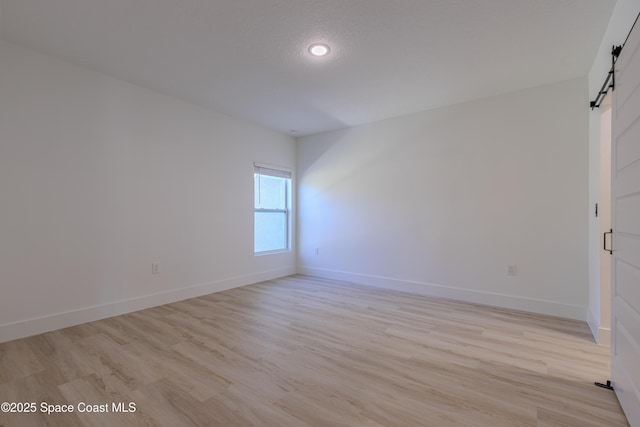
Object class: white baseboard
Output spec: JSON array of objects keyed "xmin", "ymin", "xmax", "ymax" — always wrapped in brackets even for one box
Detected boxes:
[
  {"xmin": 0, "ymin": 267, "xmax": 295, "ymax": 344},
  {"xmin": 587, "ymin": 308, "xmax": 611, "ymax": 346},
  {"xmin": 298, "ymin": 266, "xmax": 587, "ymax": 321},
  {"xmin": 587, "ymin": 308, "xmax": 600, "ymax": 341}
]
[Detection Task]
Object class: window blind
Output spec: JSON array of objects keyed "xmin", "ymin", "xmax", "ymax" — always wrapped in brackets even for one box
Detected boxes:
[{"xmin": 254, "ymin": 163, "xmax": 292, "ymax": 179}]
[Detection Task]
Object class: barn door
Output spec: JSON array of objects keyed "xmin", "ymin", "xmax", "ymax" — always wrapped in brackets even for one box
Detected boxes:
[{"xmin": 610, "ymin": 17, "xmax": 640, "ymax": 427}]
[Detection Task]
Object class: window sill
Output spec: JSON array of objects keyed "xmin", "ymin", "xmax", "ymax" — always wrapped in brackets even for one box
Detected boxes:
[{"xmin": 254, "ymin": 249, "xmax": 291, "ymax": 256}]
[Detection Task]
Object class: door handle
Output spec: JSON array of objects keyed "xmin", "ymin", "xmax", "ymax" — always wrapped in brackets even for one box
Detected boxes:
[{"xmin": 604, "ymin": 229, "xmax": 613, "ymax": 254}]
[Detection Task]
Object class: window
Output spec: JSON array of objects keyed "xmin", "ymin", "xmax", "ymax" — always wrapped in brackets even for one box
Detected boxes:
[{"xmin": 254, "ymin": 164, "xmax": 291, "ymax": 254}]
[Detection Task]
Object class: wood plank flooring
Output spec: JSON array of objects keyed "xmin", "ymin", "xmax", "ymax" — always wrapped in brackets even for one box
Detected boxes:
[{"xmin": 0, "ymin": 275, "xmax": 629, "ymax": 426}]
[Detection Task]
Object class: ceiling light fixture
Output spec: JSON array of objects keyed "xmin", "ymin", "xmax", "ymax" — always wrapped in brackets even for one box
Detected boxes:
[{"xmin": 309, "ymin": 43, "xmax": 330, "ymax": 57}]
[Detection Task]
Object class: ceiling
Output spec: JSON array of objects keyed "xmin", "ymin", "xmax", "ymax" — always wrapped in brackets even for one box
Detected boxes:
[{"xmin": 0, "ymin": 0, "xmax": 615, "ymax": 136}]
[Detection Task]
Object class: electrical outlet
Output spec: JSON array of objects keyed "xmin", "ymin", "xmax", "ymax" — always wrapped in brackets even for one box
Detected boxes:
[
  {"xmin": 314, "ymin": 248, "xmax": 320, "ymax": 255},
  {"xmin": 507, "ymin": 265, "xmax": 517, "ymax": 276},
  {"xmin": 152, "ymin": 263, "xmax": 160, "ymax": 274}
]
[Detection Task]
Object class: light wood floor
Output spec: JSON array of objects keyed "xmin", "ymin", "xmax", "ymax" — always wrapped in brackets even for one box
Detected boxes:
[{"xmin": 0, "ymin": 275, "xmax": 629, "ymax": 427}]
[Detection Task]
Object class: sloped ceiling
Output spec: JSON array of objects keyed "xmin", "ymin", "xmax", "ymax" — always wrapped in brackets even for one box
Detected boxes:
[{"xmin": 0, "ymin": 0, "xmax": 615, "ymax": 136}]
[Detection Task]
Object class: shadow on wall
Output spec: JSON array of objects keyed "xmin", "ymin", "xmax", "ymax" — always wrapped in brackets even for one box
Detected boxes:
[{"xmin": 296, "ymin": 78, "xmax": 589, "ymax": 314}]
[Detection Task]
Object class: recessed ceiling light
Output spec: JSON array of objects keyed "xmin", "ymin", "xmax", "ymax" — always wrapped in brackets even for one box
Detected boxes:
[{"xmin": 309, "ymin": 43, "xmax": 330, "ymax": 57}]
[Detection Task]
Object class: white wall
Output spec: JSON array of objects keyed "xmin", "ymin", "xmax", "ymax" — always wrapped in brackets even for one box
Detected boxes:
[
  {"xmin": 587, "ymin": 0, "xmax": 640, "ymax": 344},
  {"xmin": 0, "ymin": 40, "xmax": 296, "ymax": 343},
  {"xmin": 298, "ymin": 77, "xmax": 589, "ymax": 320}
]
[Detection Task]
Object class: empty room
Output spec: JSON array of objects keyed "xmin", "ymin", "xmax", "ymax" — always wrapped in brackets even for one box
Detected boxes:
[{"xmin": 1, "ymin": 1, "xmax": 640, "ymax": 426}]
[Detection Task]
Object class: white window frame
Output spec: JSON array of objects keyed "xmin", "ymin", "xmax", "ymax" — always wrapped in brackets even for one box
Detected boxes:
[{"xmin": 254, "ymin": 163, "xmax": 292, "ymax": 255}]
